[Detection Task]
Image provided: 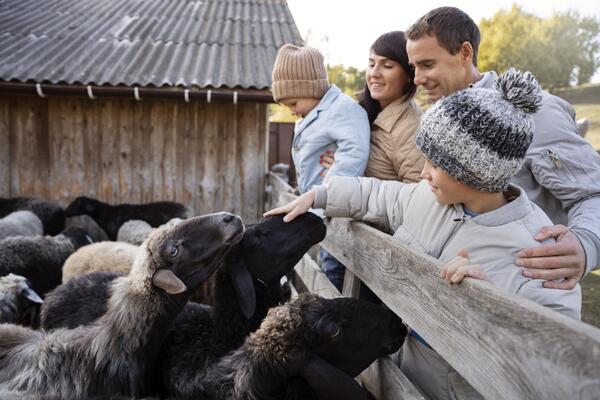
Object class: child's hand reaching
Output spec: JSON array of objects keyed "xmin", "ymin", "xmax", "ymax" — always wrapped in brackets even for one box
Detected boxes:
[
  {"xmin": 263, "ymin": 189, "xmax": 316, "ymax": 222},
  {"xmin": 440, "ymin": 249, "xmax": 488, "ymax": 284}
]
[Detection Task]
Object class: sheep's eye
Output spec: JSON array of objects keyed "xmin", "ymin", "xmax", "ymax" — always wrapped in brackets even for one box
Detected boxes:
[{"xmin": 170, "ymin": 245, "xmax": 179, "ymax": 258}]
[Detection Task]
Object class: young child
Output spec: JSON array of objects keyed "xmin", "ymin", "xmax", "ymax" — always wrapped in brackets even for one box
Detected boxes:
[
  {"xmin": 266, "ymin": 69, "xmax": 581, "ymax": 400},
  {"xmin": 272, "ymin": 44, "xmax": 371, "ymax": 290}
]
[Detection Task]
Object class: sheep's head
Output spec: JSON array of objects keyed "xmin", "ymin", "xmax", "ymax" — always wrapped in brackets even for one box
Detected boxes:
[
  {"xmin": 226, "ymin": 213, "xmax": 326, "ymax": 318},
  {"xmin": 0, "ymin": 274, "xmax": 43, "ymax": 327},
  {"xmin": 64, "ymin": 196, "xmax": 101, "ymax": 217},
  {"xmin": 298, "ymin": 294, "xmax": 407, "ymax": 377},
  {"xmin": 248, "ymin": 294, "xmax": 406, "ymax": 378},
  {"xmin": 145, "ymin": 212, "xmax": 244, "ymax": 295}
]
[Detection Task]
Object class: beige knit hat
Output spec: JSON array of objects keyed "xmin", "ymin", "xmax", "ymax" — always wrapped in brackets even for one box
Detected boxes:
[{"xmin": 271, "ymin": 44, "xmax": 330, "ymax": 102}]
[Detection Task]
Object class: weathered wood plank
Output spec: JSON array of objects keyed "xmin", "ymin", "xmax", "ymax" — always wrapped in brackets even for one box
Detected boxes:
[
  {"xmin": 341, "ymin": 268, "xmax": 361, "ymax": 299},
  {"xmin": 360, "ymin": 356, "xmax": 425, "ymax": 400},
  {"xmin": 323, "ymin": 217, "xmax": 600, "ymax": 400},
  {"xmin": 0, "ymin": 97, "xmax": 11, "ymax": 195},
  {"xmin": 292, "ymin": 254, "xmax": 341, "ymax": 299}
]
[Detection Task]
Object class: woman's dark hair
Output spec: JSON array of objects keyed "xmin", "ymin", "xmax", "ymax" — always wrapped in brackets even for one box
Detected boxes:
[{"xmin": 359, "ymin": 31, "xmax": 416, "ymax": 125}]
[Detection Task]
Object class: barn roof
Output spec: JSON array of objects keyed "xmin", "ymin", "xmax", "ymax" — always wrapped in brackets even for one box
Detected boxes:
[{"xmin": 0, "ymin": 0, "xmax": 303, "ymax": 90}]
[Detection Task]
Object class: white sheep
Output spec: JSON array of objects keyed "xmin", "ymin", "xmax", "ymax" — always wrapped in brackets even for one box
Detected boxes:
[{"xmin": 61, "ymin": 241, "xmax": 139, "ymax": 283}]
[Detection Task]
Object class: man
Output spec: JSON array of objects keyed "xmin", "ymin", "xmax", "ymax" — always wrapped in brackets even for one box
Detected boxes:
[{"xmin": 406, "ymin": 6, "xmax": 600, "ymax": 289}]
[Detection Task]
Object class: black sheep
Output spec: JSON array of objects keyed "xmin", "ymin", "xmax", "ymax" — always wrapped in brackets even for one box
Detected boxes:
[
  {"xmin": 64, "ymin": 195, "xmax": 192, "ymax": 240},
  {"xmin": 0, "ymin": 212, "xmax": 243, "ymax": 398},
  {"xmin": 193, "ymin": 294, "xmax": 407, "ymax": 400},
  {"xmin": 0, "ymin": 226, "xmax": 92, "ymax": 297},
  {"xmin": 41, "ymin": 213, "xmax": 327, "ymax": 396},
  {"xmin": 0, "ymin": 196, "xmax": 65, "ymax": 235}
]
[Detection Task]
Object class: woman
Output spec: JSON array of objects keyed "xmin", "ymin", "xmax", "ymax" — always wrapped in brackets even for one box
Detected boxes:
[{"xmin": 321, "ymin": 31, "xmax": 423, "ymax": 182}]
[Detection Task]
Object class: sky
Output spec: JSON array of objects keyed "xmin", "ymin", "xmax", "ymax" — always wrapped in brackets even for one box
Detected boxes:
[{"xmin": 286, "ymin": 0, "xmax": 600, "ymax": 83}]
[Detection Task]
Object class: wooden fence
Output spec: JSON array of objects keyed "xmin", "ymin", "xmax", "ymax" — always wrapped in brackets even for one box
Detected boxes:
[{"xmin": 266, "ymin": 173, "xmax": 600, "ymax": 400}]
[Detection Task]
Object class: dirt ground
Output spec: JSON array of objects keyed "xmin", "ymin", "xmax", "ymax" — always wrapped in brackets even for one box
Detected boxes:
[{"xmin": 582, "ymin": 272, "xmax": 600, "ymax": 328}]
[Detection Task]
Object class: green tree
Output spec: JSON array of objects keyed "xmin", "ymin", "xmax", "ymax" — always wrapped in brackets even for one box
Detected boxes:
[
  {"xmin": 479, "ymin": 5, "xmax": 600, "ymax": 90},
  {"xmin": 327, "ymin": 64, "xmax": 366, "ymax": 99}
]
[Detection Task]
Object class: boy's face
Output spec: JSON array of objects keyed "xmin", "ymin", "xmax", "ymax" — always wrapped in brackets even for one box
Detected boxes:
[
  {"xmin": 279, "ymin": 97, "xmax": 320, "ymax": 118},
  {"xmin": 406, "ymin": 35, "xmax": 471, "ymax": 102},
  {"xmin": 421, "ymin": 158, "xmax": 474, "ymax": 205}
]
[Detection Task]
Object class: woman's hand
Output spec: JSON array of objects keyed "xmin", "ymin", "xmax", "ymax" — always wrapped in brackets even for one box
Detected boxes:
[
  {"xmin": 263, "ymin": 190, "xmax": 316, "ymax": 222},
  {"xmin": 320, "ymin": 151, "xmax": 335, "ymax": 170},
  {"xmin": 440, "ymin": 249, "xmax": 488, "ymax": 284}
]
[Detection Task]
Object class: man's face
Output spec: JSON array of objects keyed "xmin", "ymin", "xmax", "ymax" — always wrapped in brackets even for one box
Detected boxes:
[{"xmin": 407, "ymin": 35, "xmax": 471, "ymax": 102}]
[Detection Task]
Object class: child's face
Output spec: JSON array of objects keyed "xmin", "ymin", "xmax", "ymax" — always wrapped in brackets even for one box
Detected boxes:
[
  {"xmin": 421, "ymin": 159, "xmax": 474, "ymax": 205},
  {"xmin": 279, "ymin": 98, "xmax": 320, "ymax": 118}
]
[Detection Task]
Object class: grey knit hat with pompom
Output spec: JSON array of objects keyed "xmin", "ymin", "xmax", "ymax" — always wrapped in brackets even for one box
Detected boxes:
[{"xmin": 414, "ymin": 68, "xmax": 542, "ymax": 192}]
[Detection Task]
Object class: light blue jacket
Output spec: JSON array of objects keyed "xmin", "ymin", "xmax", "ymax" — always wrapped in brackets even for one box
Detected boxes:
[{"xmin": 291, "ymin": 85, "xmax": 370, "ymax": 194}]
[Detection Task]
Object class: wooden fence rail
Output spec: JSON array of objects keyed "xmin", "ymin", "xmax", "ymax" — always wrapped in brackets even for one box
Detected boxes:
[{"xmin": 266, "ymin": 172, "xmax": 600, "ymax": 400}]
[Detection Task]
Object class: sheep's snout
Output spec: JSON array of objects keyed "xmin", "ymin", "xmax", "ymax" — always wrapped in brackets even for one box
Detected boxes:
[{"xmin": 385, "ymin": 314, "xmax": 408, "ymax": 354}]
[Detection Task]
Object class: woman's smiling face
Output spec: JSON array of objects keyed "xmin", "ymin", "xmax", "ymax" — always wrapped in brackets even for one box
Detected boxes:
[{"xmin": 366, "ymin": 51, "xmax": 410, "ymax": 109}]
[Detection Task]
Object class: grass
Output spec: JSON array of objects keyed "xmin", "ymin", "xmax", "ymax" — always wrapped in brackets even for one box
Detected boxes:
[{"xmin": 555, "ymin": 83, "xmax": 600, "ymax": 150}]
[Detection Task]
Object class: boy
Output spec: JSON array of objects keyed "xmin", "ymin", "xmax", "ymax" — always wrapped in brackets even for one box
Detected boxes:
[
  {"xmin": 271, "ymin": 44, "xmax": 371, "ymax": 290},
  {"xmin": 265, "ymin": 69, "xmax": 581, "ymax": 400}
]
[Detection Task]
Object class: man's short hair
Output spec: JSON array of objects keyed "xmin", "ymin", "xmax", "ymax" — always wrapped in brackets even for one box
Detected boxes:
[{"xmin": 407, "ymin": 7, "xmax": 480, "ymax": 66}]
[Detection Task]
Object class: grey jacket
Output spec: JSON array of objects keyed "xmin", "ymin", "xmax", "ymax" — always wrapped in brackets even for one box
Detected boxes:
[
  {"xmin": 314, "ymin": 177, "xmax": 581, "ymax": 319},
  {"xmin": 475, "ymin": 72, "xmax": 600, "ymax": 274}
]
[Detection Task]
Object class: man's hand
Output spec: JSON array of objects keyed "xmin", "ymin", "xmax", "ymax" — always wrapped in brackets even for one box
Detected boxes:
[
  {"xmin": 440, "ymin": 249, "xmax": 488, "ymax": 284},
  {"xmin": 263, "ymin": 189, "xmax": 316, "ymax": 222},
  {"xmin": 516, "ymin": 224, "xmax": 585, "ymax": 290}
]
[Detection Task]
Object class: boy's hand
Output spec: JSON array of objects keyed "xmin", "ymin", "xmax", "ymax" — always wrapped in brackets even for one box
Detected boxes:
[
  {"xmin": 441, "ymin": 249, "xmax": 488, "ymax": 284},
  {"xmin": 516, "ymin": 224, "xmax": 585, "ymax": 290},
  {"xmin": 263, "ymin": 190, "xmax": 316, "ymax": 222},
  {"xmin": 320, "ymin": 151, "xmax": 335, "ymax": 170}
]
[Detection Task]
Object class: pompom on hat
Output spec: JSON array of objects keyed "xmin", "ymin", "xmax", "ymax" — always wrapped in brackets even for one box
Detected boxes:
[
  {"xmin": 415, "ymin": 68, "xmax": 542, "ymax": 192},
  {"xmin": 271, "ymin": 44, "xmax": 330, "ymax": 102}
]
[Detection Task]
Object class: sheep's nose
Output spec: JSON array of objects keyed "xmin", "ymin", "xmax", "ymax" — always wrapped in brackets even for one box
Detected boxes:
[{"xmin": 223, "ymin": 214, "xmax": 235, "ymax": 223}]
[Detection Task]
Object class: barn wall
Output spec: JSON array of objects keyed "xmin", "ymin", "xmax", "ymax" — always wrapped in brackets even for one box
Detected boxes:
[{"xmin": 0, "ymin": 96, "xmax": 268, "ymax": 223}]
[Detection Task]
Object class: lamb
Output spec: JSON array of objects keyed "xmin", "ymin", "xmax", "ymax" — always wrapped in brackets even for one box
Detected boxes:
[
  {"xmin": 0, "ymin": 274, "xmax": 43, "ymax": 327},
  {"xmin": 61, "ymin": 241, "xmax": 139, "ymax": 283},
  {"xmin": 117, "ymin": 218, "xmax": 184, "ymax": 245},
  {"xmin": 0, "ymin": 212, "xmax": 244, "ymax": 398},
  {"xmin": 64, "ymin": 195, "xmax": 192, "ymax": 240},
  {"xmin": 0, "ymin": 226, "xmax": 93, "ymax": 297},
  {"xmin": 186, "ymin": 293, "xmax": 407, "ymax": 400},
  {"xmin": 65, "ymin": 215, "xmax": 110, "ymax": 242},
  {"xmin": 0, "ymin": 211, "xmax": 43, "ymax": 240},
  {"xmin": 0, "ymin": 196, "xmax": 65, "ymax": 235}
]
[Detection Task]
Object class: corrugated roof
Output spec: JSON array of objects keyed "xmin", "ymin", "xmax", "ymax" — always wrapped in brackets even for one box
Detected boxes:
[{"xmin": 0, "ymin": 0, "xmax": 303, "ymax": 89}]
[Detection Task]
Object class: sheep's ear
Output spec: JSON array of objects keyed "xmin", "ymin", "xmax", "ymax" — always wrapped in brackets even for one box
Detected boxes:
[
  {"xmin": 152, "ymin": 269, "xmax": 187, "ymax": 294},
  {"xmin": 22, "ymin": 287, "xmax": 43, "ymax": 304},
  {"xmin": 230, "ymin": 262, "xmax": 256, "ymax": 319}
]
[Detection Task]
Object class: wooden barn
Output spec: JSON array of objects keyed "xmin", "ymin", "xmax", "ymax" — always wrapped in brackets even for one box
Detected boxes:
[{"xmin": 0, "ymin": 0, "xmax": 302, "ymax": 222}]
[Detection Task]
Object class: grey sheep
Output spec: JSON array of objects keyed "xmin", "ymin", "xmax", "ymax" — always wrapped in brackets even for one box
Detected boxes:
[
  {"xmin": 61, "ymin": 241, "xmax": 139, "ymax": 283},
  {"xmin": 0, "ymin": 274, "xmax": 43, "ymax": 327},
  {"xmin": 0, "ymin": 227, "xmax": 93, "ymax": 296},
  {"xmin": 117, "ymin": 218, "xmax": 184, "ymax": 246},
  {"xmin": 0, "ymin": 196, "xmax": 65, "ymax": 235},
  {"xmin": 0, "ymin": 211, "xmax": 43, "ymax": 240},
  {"xmin": 64, "ymin": 196, "xmax": 192, "ymax": 240},
  {"xmin": 0, "ymin": 212, "xmax": 243, "ymax": 398},
  {"xmin": 188, "ymin": 294, "xmax": 407, "ymax": 400}
]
